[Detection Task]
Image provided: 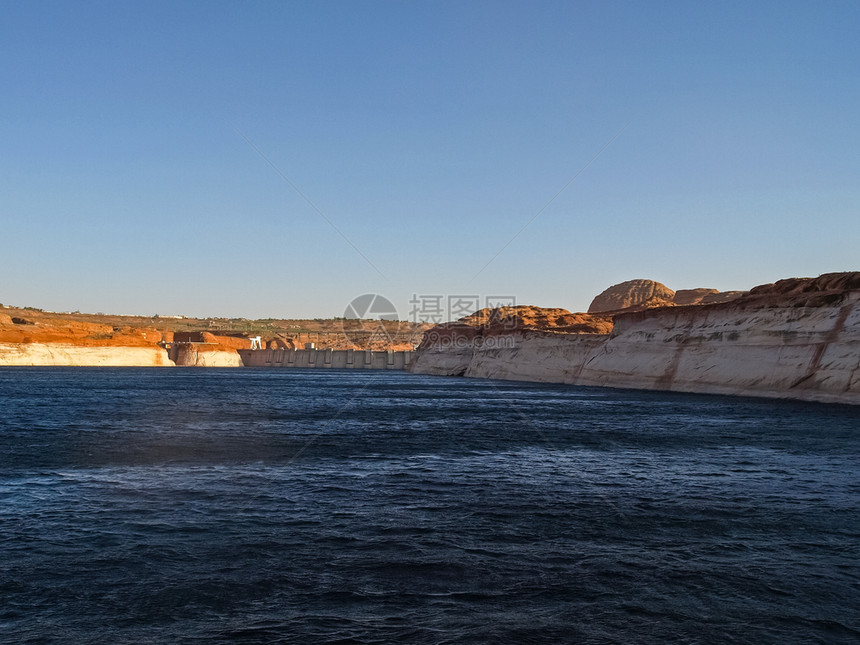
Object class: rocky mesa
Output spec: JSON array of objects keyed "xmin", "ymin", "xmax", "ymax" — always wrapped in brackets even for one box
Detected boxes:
[
  {"xmin": 587, "ymin": 278, "xmax": 746, "ymax": 312},
  {"xmin": 0, "ymin": 308, "xmax": 429, "ymax": 367},
  {"xmin": 410, "ymin": 272, "xmax": 860, "ymax": 405}
]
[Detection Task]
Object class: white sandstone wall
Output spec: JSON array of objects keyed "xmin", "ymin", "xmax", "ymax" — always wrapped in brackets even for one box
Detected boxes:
[
  {"xmin": 411, "ymin": 295, "xmax": 860, "ymax": 405},
  {"xmin": 170, "ymin": 345, "xmax": 243, "ymax": 367},
  {"xmin": 406, "ymin": 345, "xmax": 475, "ymax": 376},
  {"xmin": 573, "ymin": 296, "xmax": 860, "ymax": 403},
  {"xmin": 463, "ymin": 334, "xmax": 605, "ymax": 382},
  {"xmin": 0, "ymin": 343, "xmax": 175, "ymax": 366}
]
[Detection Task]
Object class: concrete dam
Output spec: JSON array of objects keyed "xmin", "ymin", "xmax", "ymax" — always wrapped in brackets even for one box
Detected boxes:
[{"xmin": 238, "ymin": 348, "xmax": 414, "ymax": 370}]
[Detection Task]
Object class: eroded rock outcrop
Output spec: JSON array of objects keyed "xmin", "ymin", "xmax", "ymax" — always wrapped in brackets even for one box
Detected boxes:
[
  {"xmin": 0, "ymin": 343, "xmax": 174, "ymax": 366},
  {"xmin": 700, "ymin": 290, "xmax": 746, "ymax": 305},
  {"xmin": 0, "ymin": 313, "xmax": 174, "ymax": 365},
  {"xmin": 587, "ymin": 279, "xmax": 675, "ymax": 313},
  {"xmin": 455, "ymin": 306, "xmax": 614, "ymax": 334},
  {"xmin": 411, "ymin": 272, "xmax": 860, "ymax": 404},
  {"xmin": 589, "ymin": 280, "xmax": 745, "ymax": 312},
  {"xmin": 672, "ymin": 288, "xmax": 746, "ymax": 306},
  {"xmin": 170, "ymin": 344, "xmax": 243, "ymax": 367},
  {"xmin": 414, "ymin": 306, "xmax": 613, "ymax": 377},
  {"xmin": 673, "ymin": 288, "xmax": 719, "ymax": 306}
]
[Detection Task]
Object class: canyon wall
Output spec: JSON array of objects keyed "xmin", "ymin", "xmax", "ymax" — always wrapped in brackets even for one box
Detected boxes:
[
  {"xmin": 0, "ymin": 342, "xmax": 245, "ymax": 367},
  {"xmin": 411, "ymin": 274, "xmax": 860, "ymax": 405},
  {"xmin": 0, "ymin": 317, "xmax": 248, "ymax": 366},
  {"xmin": 169, "ymin": 344, "xmax": 244, "ymax": 367},
  {"xmin": 0, "ymin": 343, "xmax": 174, "ymax": 366}
]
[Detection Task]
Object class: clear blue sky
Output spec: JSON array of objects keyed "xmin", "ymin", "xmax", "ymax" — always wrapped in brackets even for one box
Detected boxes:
[{"xmin": 3, "ymin": 1, "xmax": 858, "ymax": 319}]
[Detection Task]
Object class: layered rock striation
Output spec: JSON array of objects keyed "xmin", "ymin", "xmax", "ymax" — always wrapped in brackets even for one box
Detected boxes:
[
  {"xmin": 587, "ymin": 279, "xmax": 676, "ymax": 313},
  {"xmin": 0, "ymin": 343, "xmax": 175, "ymax": 366},
  {"xmin": 0, "ymin": 317, "xmax": 251, "ymax": 366},
  {"xmin": 588, "ymin": 279, "xmax": 746, "ymax": 313},
  {"xmin": 411, "ymin": 273, "xmax": 860, "ymax": 405}
]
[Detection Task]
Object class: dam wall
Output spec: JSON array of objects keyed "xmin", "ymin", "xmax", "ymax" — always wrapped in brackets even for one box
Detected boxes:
[{"xmin": 239, "ymin": 348, "xmax": 413, "ymax": 370}]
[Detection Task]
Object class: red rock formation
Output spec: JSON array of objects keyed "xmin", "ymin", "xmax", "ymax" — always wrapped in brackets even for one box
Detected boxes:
[
  {"xmin": 588, "ymin": 280, "xmax": 745, "ymax": 311},
  {"xmin": 455, "ymin": 306, "xmax": 614, "ymax": 334},
  {"xmin": 699, "ymin": 291, "xmax": 746, "ymax": 305},
  {"xmin": 587, "ymin": 279, "xmax": 676, "ymax": 313},
  {"xmin": 673, "ymin": 288, "xmax": 719, "ymax": 306},
  {"xmin": 417, "ymin": 306, "xmax": 614, "ymax": 354},
  {"xmin": 746, "ymin": 272, "xmax": 860, "ymax": 298},
  {"xmin": 417, "ymin": 274, "xmax": 858, "ymax": 356},
  {"xmin": 0, "ymin": 315, "xmax": 163, "ymax": 348}
]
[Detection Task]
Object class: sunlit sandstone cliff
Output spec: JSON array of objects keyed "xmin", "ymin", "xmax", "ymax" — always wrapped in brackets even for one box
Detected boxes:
[
  {"xmin": 0, "ymin": 343, "xmax": 174, "ymax": 366},
  {"xmin": 0, "ymin": 308, "xmax": 427, "ymax": 366},
  {"xmin": 0, "ymin": 318, "xmax": 171, "ymax": 366},
  {"xmin": 0, "ymin": 319, "xmax": 243, "ymax": 366},
  {"xmin": 166, "ymin": 333, "xmax": 245, "ymax": 367},
  {"xmin": 410, "ymin": 273, "xmax": 860, "ymax": 405}
]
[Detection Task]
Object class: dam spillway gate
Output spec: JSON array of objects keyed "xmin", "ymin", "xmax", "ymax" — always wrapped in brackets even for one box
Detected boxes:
[{"xmin": 238, "ymin": 348, "xmax": 413, "ymax": 370}]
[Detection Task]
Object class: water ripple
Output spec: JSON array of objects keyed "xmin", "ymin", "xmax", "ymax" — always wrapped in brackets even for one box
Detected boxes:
[{"xmin": 1, "ymin": 368, "xmax": 858, "ymax": 644}]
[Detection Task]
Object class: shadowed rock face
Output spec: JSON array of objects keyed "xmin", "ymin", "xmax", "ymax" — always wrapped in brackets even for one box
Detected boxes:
[
  {"xmin": 673, "ymin": 288, "xmax": 719, "ymax": 306},
  {"xmin": 587, "ymin": 279, "xmax": 675, "ymax": 313},
  {"xmin": 747, "ymin": 272, "xmax": 860, "ymax": 297},
  {"xmin": 673, "ymin": 288, "xmax": 747, "ymax": 306},
  {"xmin": 700, "ymin": 291, "xmax": 746, "ymax": 305}
]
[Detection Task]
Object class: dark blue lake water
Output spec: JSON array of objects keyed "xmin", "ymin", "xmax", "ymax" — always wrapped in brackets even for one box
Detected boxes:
[{"xmin": 0, "ymin": 368, "xmax": 858, "ymax": 644}]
